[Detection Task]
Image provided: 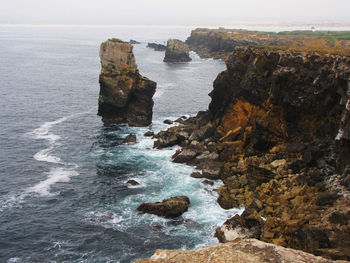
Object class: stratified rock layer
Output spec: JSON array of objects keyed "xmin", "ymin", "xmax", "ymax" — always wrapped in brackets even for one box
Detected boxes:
[
  {"xmin": 98, "ymin": 38, "xmax": 156, "ymax": 126},
  {"xmin": 153, "ymin": 47, "xmax": 350, "ymax": 260},
  {"xmin": 163, "ymin": 39, "xmax": 191, "ymax": 62},
  {"xmin": 135, "ymin": 239, "xmax": 349, "ymax": 263}
]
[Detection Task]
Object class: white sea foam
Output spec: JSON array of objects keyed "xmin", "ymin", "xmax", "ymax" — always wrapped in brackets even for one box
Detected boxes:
[
  {"xmin": 33, "ymin": 147, "xmax": 62, "ymax": 163},
  {"xmin": 26, "ymin": 167, "xmax": 79, "ymax": 197}
]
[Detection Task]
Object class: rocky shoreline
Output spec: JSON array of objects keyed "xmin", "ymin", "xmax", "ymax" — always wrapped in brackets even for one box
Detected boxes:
[{"xmin": 148, "ymin": 47, "xmax": 350, "ymax": 260}]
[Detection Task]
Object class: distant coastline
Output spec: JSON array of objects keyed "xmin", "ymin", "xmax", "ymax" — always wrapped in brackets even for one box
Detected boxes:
[{"xmin": 1, "ymin": 23, "xmax": 350, "ymax": 32}]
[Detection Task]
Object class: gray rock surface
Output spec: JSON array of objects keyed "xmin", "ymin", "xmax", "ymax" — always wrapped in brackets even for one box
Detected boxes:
[{"xmin": 163, "ymin": 39, "xmax": 191, "ymax": 62}]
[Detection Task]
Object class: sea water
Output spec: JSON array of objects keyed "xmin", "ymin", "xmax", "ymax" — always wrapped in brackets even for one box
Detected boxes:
[{"xmin": 0, "ymin": 25, "xmax": 240, "ymax": 262}]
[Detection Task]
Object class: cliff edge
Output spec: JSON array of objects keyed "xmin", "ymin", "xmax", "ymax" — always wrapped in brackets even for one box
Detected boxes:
[
  {"xmin": 154, "ymin": 47, "xmax": 350, "ymax": 260},
  {"xmin": 98, "ymin": 38, "xmax": 156, "ymax": 126},
  {"xmin": 135, "ymin": 238, "xmax": 349, "ymax": 263}
]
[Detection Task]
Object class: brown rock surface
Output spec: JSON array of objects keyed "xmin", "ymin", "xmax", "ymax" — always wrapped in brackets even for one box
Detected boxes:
[
  {"xmin": 134, "ymin": 239, "xmax": 349, "ymax": 263},
  {"xmin": 152, "ymin": 47, "xmax": 350, "ymax": 260},
  {"xmin": 163, "ymin": 39, "xmax": 191, "ymax": 62},
  {"xmin": 98, "ymin": 38, "xmax": 156, "ymax": 126},
  {"xmin": 137, "ymin": 196, "xmax": 190, "ymax": 218}
]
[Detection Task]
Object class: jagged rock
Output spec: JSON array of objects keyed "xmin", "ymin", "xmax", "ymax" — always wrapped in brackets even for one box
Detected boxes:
[
  {"xmin": 126, "ymin": 179, "xmax": 140, "ymax": 186},
  {"xmin": 153, "ymin": 130, "xmax": 178, "ymax": 148},
  {"xmin": 147, "ymin": 42, "xmax": 166, "ymax": 51},
  {"xmin": 163, "ymin": 39, "xmax": 191, "ymax": 62},
  {"xmin": 215, "ymin": 208, "xmax": 263, "ymax": 243},
  {"xmin": 129, "ymin": 40, "xmax": 140, "ymax": 44},
  {"xmin": 202, "ymin": 167, "xmax": 221, "ymax": 180},
  {"xmin": 98, "ymin": 38, "xmax": 156, "ymax": 126},
  {"xmin": 163, "ymin": 119, "xmax": 173, "ymax": 125},
  {"xmin": 149, "ymin": 46, "xmax": 350, "ymax": 260},
  {"xmin": 137, "ymin": 196, "xmax": 190, "ymax": 218},
  {"xmin": 190, "ymin": 172, "xmax": 203, "ymax": 178},
  {"xmin": 201, "ymin": 180, "xmax": 214, "ymax": 186},
  {"xmin": 135, "ymin": 238, "xmax": 348, "ymax": 263},
  {"xmin": 124, "ymin": 133, "xmax": 137, "ymax": 143},
  {"xmin": 144, "ymin": 131, "xmax": 154, "ymax": 137},
  {"xmin": 172, "ymin": 149, "xmax": 198, "ymax": 163}
]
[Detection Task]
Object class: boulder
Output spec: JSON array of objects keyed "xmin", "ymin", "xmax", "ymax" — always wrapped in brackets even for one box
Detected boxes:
[
  {"xmin": 137, "ymin": 196, "xmax": 190, "ymax": 218},
  {"xmin": 163, "ymin": 39, "xmax": 191, "ymax": 62},
  {"xmin": 144, "ymin": 131, "xmax": 154, "ymax": 137},
  {"xmin": 135, "ymin": 238, "xmax": 346, "ymax": 263},
  {"xmin": 215, "ymin": 208, "xmax": 263, "ymax": 243},
  {"xmin": 98, "ymin": 38, "xmax": 156, "ymax": 126},
  {"xmin": 126, "ymin": 179, "xmax": 140, "ymax": 186},
  {"xmin": 163, "ymin": 119, "xmax": 173, "ymax": 125},
  {"xmin": 172, "ymin": 149, "xmax": 198, "ymax": 163},
  {"xmin": 124, "ymin": 133, "xmax": 136, "ymax": 143}
]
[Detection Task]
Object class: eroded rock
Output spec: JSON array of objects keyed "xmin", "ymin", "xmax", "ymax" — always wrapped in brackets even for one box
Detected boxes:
[
  {"xmin": 98, "ymin": 38, "xmax": 156, "ymax": 126},
  {"xmin": 163, "ymin": 39, "xmax": 191, "ymax": 62}
]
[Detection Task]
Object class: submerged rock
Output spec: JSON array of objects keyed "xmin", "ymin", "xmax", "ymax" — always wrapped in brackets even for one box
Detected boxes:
[
  {"xmin": 124, "ymin": 133, "xmax": 137, "ymax": 143},
  {"xmin": 137, "ymin": 196, "xmax": 190, "ymax": 218},
  {"xmin": 98, "ymin": 38, "xmax": 156, "ymax": 126},
  {"xmin": 135, "ymin": 238, "xmax": 346, "ymax": 263},
  {"xmin": 163, "ymin": 39, "xmax": 191, "ymax": 62},
  {"xmin": 144, "ymin": 131, "xmax": 154, "ymax": 137},
  {"xmin": 126, "ymin": 179, "xmax": 140, "ymax": 186}
]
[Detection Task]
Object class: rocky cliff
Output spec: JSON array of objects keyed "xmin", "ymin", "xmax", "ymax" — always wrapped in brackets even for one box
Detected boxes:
[
  {"xmin": 186, "ymin": 28, "xmax": 350, "ymax": 59},
  {"xmin": 135, "ymin": 238, "xmax": 349, "ymax": 263},
  {"xmin": 154, "ymin": 47, "xmax": 350, "ymax": 260},
  {"xmin": 98, "ymin": 38, "xmax": 156, "ymax": 126},
  {"xmin": 163, "ymin": 39, "xmax": 191, "ymax": 62},
  {"xmin": 186, "ymin": 28, "xmax": 289, "ymax": 59}
]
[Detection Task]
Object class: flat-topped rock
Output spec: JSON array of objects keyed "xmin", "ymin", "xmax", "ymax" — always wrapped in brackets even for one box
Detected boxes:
[
  {"xmin": 137, "ymin": 196, "xmax": 190, "ymax": 218},
  {"xmin": 135, "ymin": 238, "xmax": 348, "ymax": 263},
  {"xmin": 98, "ymin": 38, "xmax": 156, "ymax": 126},
  {"xmin": 163, "ymin": 39, "xmax": 191, "ymax": 62}
]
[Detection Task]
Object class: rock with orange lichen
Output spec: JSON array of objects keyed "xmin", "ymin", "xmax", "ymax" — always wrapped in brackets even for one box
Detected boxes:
[{"xmin": 152, "ymin": 47, "xmax": 350, "ymax": 260}]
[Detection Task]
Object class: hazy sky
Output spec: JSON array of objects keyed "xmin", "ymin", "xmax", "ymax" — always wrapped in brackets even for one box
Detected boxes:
[{"xmin": 1, "ymin": 0, "xmax": 349, "ymax": 25}]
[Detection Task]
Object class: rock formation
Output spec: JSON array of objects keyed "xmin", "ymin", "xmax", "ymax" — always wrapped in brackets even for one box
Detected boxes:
[
  {"xmin": 186, "ymin": 28, "xmax": 350, "ymax": 59},
  {"xmin": 163, "ymin": 39, "xmax": 191, "ymax": 62},
  {"xmin": 135, "ymin": 238, "xmax": 349, "ymax": 263},
  {"xmin": 98, "ymin": 38, "xmax": 156, "ymax": 126},
  {"xmin": 153, "ymin": 47, "xmax": 350, "ymax": 260},
  {"xmin": 146, "ymin": 42, "xmax": 166, "ymax": 51},
  {"xmin": 137, "ymin": 196, "xmax": 190, "ymax": 218}
]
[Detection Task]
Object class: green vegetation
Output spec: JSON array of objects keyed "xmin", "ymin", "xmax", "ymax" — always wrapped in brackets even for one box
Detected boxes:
[
  {"xmin": 277, "ymin": 30, "xmax": 350, "ymax": 42},
  {"xmin": 250, "ymin": 45, "xmax": 350, "ymax": 57}
]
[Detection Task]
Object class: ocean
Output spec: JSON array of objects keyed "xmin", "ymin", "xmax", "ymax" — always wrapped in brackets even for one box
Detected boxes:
[{"xmin": 0, "ymin": 25, "xmax": 240, "ymax": 263}]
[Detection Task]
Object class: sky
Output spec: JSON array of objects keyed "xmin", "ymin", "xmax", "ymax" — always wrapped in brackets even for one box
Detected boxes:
[{"xmin": 1, "ymin": 0, "xmax": 350, "ymax": 25}]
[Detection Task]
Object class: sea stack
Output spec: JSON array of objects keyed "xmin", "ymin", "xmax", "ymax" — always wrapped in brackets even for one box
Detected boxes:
[
  {"xmin": 163, "ymin": 39, "xmax": 191, "ymax": 62},
  {"xmin": 98, "ymin": 38, "xmax": 156, "ymax": 126}
]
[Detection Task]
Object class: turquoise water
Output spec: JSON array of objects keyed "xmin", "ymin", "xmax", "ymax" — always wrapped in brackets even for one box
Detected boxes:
[{"xmin": 0, "ymin": 26, "xmax": 240, "ymax": 262}]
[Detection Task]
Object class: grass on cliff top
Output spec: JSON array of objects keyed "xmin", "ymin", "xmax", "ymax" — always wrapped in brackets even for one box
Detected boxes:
[
  {"xmin": 250, "ymin": 45, "xmax": 350, "ymax": 57},
  {"xmin": 277, "ymin": 30, "xmax": 350, "ymax": 42},
  {"xmin": 198, "ymin": 28, "xmax": 350, "ymax": 42}
]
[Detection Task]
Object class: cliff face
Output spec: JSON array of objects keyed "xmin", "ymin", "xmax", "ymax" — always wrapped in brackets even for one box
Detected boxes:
[
  {"xmin": 163, "ymin": 39, "xmax": 191, "ymax": 62},
  {"xmin": 186, "ymin": 28, "xmax": 350, "ymax": 59},
  {"xmin": 98, "ymin": 39, "xmax": 156, "ymax": 126},
  {"xmin": 154, "ymin": 47, "xmax": 350, "ymax": 260},
  {"xmin": 186, "ymin": 28, "xmax": 289, "ymax": 59}
]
